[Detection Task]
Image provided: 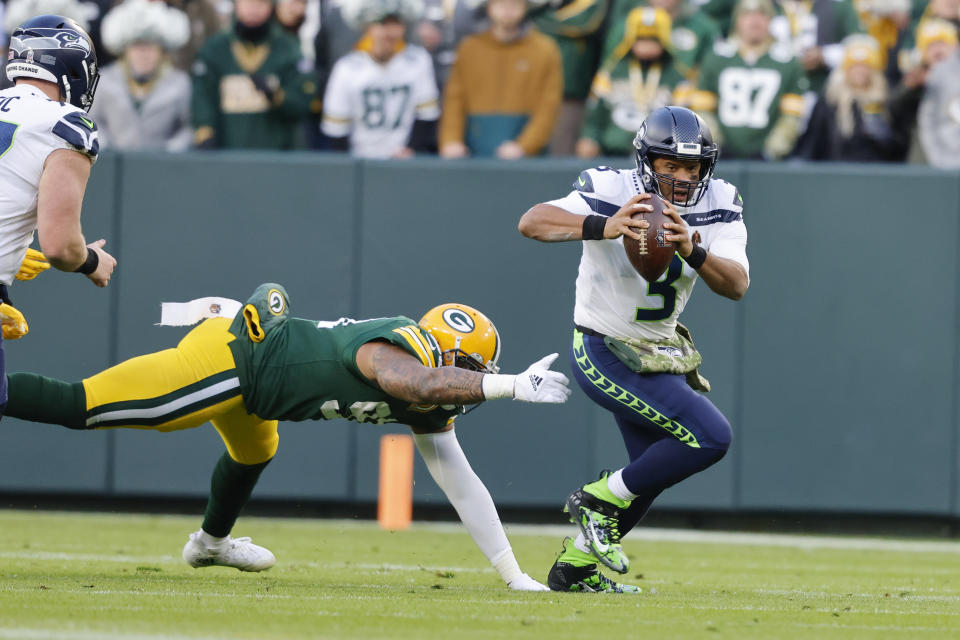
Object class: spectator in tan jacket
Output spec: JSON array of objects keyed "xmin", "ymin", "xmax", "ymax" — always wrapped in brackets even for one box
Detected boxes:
[{"xmin": 439, "ymin": 0, "xmax": 562, "ymax": 159}]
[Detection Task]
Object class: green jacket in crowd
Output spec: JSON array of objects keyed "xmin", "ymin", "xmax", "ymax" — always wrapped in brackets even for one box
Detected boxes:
[
  {"xmin": 192, "ymin": 23, "xmax": 316, "ymax": 150},
  {"xmin": 534, "ymin": 0, "xmax": 611, "ymax": 100}
]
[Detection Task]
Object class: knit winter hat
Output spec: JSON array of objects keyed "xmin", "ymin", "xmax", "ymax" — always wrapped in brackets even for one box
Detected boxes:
[{"xmin": 100, "ymin": 0, "xmax": 190, "ymax": 55}]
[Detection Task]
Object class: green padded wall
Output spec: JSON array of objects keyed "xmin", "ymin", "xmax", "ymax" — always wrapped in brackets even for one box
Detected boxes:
[{"xmin": 0, "ymin": 153, "xmax": 957, "ymax": 519}]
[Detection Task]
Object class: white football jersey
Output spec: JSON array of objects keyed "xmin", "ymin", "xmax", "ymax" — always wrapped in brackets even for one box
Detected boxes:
[
  {"xmin": 0, "ymin": 84, "xmax": 99, "ymax": 284},
  {"xmin": 547, "ymin": 166, "xmax": 749, "ymax": 341},
  {"xmin": 321, "ymin": 45, "xmax": 440, "ymax": 158}
]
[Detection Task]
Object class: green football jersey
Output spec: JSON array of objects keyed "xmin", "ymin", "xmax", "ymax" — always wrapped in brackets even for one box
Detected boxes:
[
  {"xmin": 228, "ymin": 314, "xmax": 457, "ymax": 430},
  {"xmin": 696, "ymin": 40, "xmax": 807, "ymax": 158},
  {"xmin": 582, "ymin": 59, "xmax": 686, "ymax": 154}
]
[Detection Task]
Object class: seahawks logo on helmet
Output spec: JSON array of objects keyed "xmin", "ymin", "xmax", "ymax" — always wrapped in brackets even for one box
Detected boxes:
[
  {"xmin": 442, "ymin": 308, "xmax": 475, "ymax": 334},
  {"xmin": 8, "ymin": 31, "xmax": 92, "ymax": 58}
]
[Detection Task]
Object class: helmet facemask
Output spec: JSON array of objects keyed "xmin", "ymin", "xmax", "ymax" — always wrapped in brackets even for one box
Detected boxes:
[
  {"xmin": 638, "ymin": 150, "xmax": 715, "ymax": 208},
  {"xmin": 439, "ymin": 335, "xmax": 500, "ymax": 374}
]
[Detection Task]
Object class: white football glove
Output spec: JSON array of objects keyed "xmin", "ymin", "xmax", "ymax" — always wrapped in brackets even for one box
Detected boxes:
[
  {"xmin": 481, "ymin": 353, "xmax": 572, "ymax": 404},
  {"xmin": 507, "ymin": 573, "xmax": 550, "ymax": 591}
]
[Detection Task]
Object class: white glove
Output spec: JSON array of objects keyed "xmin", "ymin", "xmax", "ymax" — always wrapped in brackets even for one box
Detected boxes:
[
  {"xmin": 507, "ymin": 573, "xmax": 550, "ymax": 591},
  {"xmin": 481, "ymin": 353, "xmax": 572, "ymax": 403}
]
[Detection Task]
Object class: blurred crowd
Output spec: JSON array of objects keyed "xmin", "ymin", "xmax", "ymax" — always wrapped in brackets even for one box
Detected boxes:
[{"xmin": 1, "ymin": 0, "xmax": 957, "ymax": 166}]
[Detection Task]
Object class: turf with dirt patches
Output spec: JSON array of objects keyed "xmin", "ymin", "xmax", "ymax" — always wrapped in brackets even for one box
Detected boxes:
[{"xmin": 0, "ymin": 510, "xmax": 958, "ymax": 640}]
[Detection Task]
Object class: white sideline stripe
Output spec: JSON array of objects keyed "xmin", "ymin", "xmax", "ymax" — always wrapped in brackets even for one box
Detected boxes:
[
  {"xmin": 0, "ymin": 631, "xmax": 225, "ymax": 640},
  {"xmin": 85, "ymin": 378, "xmax": 239, "ymax": 426},
  {"xmin": 0, "ymin": 550, "xmax": 176, "ymax": 563},
  {"xmin": 496, "ymin": 523, "xmax": 960, "ymax": 554},
  {"xmin": 4, "ymin": 513, "xmax": 960, "ymax": 555},
  {"xmin": 0, "ymin": 549, "xmax": 492, "ymax": 574}
]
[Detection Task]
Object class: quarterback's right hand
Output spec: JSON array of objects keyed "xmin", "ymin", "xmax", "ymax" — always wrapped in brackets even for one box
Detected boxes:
[
  {"xmin": 86, "ymin": 238, "xmax": 117, "ymax": 288},
  {"xmin": 513, "ymin": 353, "xmax": 572, "ymax": 403},
  {"xmin": 606, "ymin": 193, "xmax": 653, "ymax": 241}
]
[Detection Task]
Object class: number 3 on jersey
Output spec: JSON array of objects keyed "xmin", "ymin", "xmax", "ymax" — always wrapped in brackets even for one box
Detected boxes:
[{"xmin": 634, "ymin": 255, "xmax": 683, "ymax": 322}]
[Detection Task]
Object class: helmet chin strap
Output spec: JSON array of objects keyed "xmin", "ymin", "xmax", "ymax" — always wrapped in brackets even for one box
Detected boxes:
[
  {"xmin": 444, "ymin": 335, "xmax": 462, "ymax": 367},
  {"xmin": 60, "ymin": 74, "xmax": 71, "ymax": 105}
]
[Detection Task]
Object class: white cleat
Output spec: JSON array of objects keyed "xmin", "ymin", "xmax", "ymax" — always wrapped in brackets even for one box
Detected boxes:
[
  {"xmin": 507, "ymin": 573, "xmax": 550, "ymax": 591},
  {"xmin": 182, "ymin": 530, "xmax": 276, "ymax": 572}
]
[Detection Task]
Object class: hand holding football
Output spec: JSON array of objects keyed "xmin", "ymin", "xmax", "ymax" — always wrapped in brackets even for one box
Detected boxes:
[{"xmin": 622, "ymin": 195, "xmax": 675, "ymax": 281}]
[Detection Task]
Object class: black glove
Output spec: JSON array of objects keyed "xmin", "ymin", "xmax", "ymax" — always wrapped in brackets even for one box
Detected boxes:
[{"xmin": 249, "ymin": 74, "xmax": 278, "ymax": 103}]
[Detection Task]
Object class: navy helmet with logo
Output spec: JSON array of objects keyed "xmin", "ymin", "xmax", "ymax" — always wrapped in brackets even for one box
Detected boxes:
[
  {"xmin": 633, "ymin": 106, "xmax": 719, "ymax": 207},
  {"xmin": 6, "ymin": 14, "xmax": 100, "ymax": 111}
]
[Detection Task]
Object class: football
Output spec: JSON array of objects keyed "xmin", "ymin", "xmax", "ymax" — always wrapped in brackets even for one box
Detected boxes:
[{"xmin": 622, "ymin": 195, "xmax": 675, "ymax": 281}]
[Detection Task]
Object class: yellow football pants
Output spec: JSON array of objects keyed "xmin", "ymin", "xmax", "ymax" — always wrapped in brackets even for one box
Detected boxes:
[{"xmin": 82, "ymin": 317, "xmax": 279, "ymax": 465}]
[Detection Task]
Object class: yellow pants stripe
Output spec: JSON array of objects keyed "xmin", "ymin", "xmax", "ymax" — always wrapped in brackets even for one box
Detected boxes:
[{"xmin": 82, "ymin": 318, "xmax": 279, "ymax": 465}]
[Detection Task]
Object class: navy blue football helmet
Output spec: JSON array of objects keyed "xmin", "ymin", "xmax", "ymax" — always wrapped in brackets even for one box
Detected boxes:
[
  {"xmin": 633, "ymin": 106, "xmax": 719, "ymax": 207},
  {"xmin": 6, "ymin": 15, "xmax": 100, "ymax": 111}
]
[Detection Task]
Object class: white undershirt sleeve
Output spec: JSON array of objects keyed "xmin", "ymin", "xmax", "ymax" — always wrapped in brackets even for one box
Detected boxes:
[{"xmin": 413, "ymin": 429, "xmax": 523, "ymax": 585}]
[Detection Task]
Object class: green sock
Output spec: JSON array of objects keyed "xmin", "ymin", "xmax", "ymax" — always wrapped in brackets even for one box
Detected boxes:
[
  {"xmin": 558, "ymin": 542, "xmax": 599, "ymax": 568},
  {"xmin": 583, "ymin": 476, "xmax": 631, "ymax": 509},
  {"xmin": 5, "ymin": 373, "xmax": 86, "ymax": 429},
  {"xmin": 201, "ymin": 452, "xmax": 271, "ymax": 537}
]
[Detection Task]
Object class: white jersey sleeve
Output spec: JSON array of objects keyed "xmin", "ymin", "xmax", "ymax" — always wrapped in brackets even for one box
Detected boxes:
[
  {"xmin": 690, "ymin": 179, "xmax": 749, "ymax": 277},
  {"xmin": 546, "ymin": 167, "xmax": 627, "ymax": 217},
  {"xmin": 321, "ymin": 56, "xmax": 355, "ymax": 138},
  {"xmin": 411, "ymin": 50, "xmax": 440, "ymax": 122}
]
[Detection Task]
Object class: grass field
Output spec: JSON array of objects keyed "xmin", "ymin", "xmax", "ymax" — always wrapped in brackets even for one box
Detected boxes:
[{"xmin": 0, "ymin": 510, "xmax": 958, "ymax": 640}]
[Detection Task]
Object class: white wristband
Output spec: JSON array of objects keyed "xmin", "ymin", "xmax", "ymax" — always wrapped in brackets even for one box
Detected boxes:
[{"xmin": 481, "ymin": 374, "xmax": 516, "ymax": 400}]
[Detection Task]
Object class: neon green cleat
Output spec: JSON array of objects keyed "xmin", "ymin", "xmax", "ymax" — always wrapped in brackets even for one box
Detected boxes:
[
  {"xmin": 547, "ymin": 559, "xmax": 642, "ymax": 594},
  {"xmin": 564, "ymin": 481, "xmax": 631, "ymax": 574}
]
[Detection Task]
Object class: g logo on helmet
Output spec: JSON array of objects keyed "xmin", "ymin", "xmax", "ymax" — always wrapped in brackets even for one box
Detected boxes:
[
  {"xmin": 442, "ymin": 308, "xmax": 474, "ymax": 334},
  {"xmin": 268, "ymin": 289, "xmax": 285, "ymax": 315}
]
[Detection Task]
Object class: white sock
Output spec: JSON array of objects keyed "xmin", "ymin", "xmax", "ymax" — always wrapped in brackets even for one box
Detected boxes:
[
  {"xmin": 573, "ymin": 533, "xmax": 591, "ymax": 554},
  {"xmin": 413, "ymin": 429, "xmax": 520, "ymax": 584},
  {"xmin": 198, "ymin": 529, "xmax": 228, "ymax": 549},
  {"xmin": 607, "ymin": 468, "xmax": 639, "ymax": 502},
  {"xmin": 490, "ymin": 549, "xmax": 524, "ymax": 585}
]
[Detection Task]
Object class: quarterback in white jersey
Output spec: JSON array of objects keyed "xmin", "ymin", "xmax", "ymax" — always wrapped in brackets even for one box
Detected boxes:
[
  {"xmin": 547, "ymin": 166, "xmax": 748, "ymax": 342},
  {"xmin": 321, "ymin": 4, "xmax": 439, "ymax": 159},
  {"xmin": 0, "ymin": 15, "xmax": 117, "ymax": 416},
  {"xmin": 519, "ymin": 106, "xmax": 748, "ymax": 594}
]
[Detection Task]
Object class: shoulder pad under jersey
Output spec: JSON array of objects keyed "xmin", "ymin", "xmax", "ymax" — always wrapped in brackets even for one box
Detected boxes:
[
  {"xmin": 52, "ymin": 110, "xmax": 99, "ymax": 159},
  {"xmin": 574, "ymin": 166, "xmax": 625, "ymax": 195}
]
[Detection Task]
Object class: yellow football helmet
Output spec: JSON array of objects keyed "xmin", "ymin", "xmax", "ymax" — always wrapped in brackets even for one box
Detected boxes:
[{"xmin": 419, "ymin": 303, "xmax": 501, "ymax": 373}]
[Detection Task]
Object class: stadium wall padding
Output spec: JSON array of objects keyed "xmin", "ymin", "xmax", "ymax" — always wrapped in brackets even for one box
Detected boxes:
[{"xmin": 1, "ymin": 153, "xmax": 958, "ymax": 518}]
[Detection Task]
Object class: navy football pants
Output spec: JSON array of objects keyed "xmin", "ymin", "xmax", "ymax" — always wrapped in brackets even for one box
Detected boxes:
[{"xmin": 570, "ymin": 329, "xmax": 731, "ymax": 535}]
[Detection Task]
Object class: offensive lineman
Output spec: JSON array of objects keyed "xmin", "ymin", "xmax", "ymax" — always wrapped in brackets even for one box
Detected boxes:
[
  {"xmin": 0, "ymin": 15, "xmax": 117, "ymax": 416},
  {"xmin": 5, "ymin": 282, "xmax": 569, "ymax": 591},
  {"xmin": 518, "ymin": 106, "xmax": 749, "ymax": 593}
]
